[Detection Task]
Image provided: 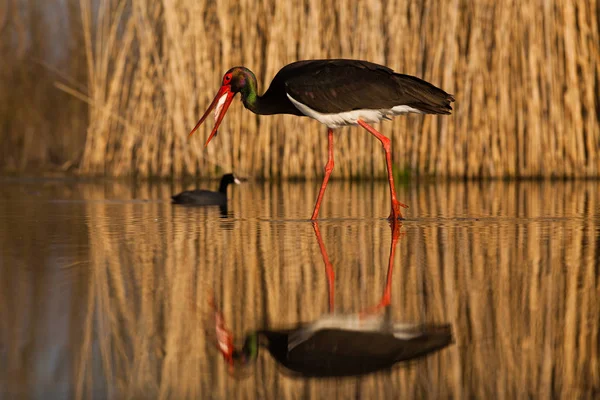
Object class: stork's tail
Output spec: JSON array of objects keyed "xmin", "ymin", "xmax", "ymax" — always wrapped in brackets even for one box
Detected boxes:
[
  {"xmin": 394, "ymin": 74, "xmax": 455, "ymax": 115},
  {"xmin": 393, "ymin": 323, "xmax": 454, "ymax": 362}
]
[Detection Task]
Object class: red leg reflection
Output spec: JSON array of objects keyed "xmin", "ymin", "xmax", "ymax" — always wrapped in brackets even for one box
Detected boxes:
[
  {"xmin": 312, "ymin": 222, "xmax": 335, "ymax": 311},
  {"xmin": 360, "ymin": 220, "xmax": 404, "ymax": 316}
]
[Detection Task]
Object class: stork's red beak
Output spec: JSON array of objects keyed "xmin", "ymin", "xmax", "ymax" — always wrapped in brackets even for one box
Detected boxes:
[{"xmin": 188, "ymin": 85, "xmax": 236, "ymax": 148}]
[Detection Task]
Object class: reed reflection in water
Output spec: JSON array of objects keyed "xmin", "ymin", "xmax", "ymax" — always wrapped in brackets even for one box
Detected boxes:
[{"xmin": 0, "ymin": 179, "xmax": 598, "ymax": 398}]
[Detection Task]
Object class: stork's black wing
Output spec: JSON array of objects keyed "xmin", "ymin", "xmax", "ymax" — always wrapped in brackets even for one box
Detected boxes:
[{"xmin": 269, "ymin": 59, "xmax": 454, "ymax": 114}]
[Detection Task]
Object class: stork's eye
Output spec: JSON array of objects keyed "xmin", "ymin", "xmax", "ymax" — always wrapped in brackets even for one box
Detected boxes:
[{"xmin": 223, "ymin": 73, "xmax": 232, "ymax": 84}]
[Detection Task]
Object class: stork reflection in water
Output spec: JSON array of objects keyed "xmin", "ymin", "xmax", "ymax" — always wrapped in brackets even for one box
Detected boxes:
[{"xmin": 210, "ymin": 221, "xmax": 453, "ymax": 378}]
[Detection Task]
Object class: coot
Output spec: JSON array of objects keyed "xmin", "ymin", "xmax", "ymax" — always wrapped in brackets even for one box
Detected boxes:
[{"xmin": 171, "ymin": 173, "xmax": 241, "ymax": 206}]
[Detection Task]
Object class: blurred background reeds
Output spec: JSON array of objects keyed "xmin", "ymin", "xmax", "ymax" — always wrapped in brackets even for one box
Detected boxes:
[{"xmin": 1, "ymin": 0, "xmax": 598, "ymax": 178}]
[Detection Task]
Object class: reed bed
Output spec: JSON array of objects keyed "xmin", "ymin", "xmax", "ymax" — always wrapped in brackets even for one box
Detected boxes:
[
  {"xmin": 68, "ymin": 0, "xmax": 599, "ymax": 178},
  {"xmin": 0, "ymin": 0, "xmax": 88, "ymax": 171},
  {"xmin": 2, "ymin": 0, "xmax": 599, "ymax": 178},
  {"xmin": 0, "ymin": 180, "xmax": 598, "ymax": 398}
]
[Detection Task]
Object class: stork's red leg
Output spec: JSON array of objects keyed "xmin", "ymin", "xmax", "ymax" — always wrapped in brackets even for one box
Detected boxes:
[
  {"xmin": 312, "ymin": 221, "xmax": 335, "ymax": 311},
  {"xmin": 311, "ymin": 128, "xmax": 335, "ymax": 220},
  {"xmin": 360, "ymin": 220, "xmax": 403, "ymax": 316},
  {"xmin": 357, "ymin": 120, "xmax": 408, "ymax": 220}
]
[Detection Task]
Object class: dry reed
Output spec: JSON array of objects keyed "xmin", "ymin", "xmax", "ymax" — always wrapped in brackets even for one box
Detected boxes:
[
  {"xmin": 0, "ymin": 180, "xmax": 598, "ymax": 398},
  {"xmin": 71, "ymin": 0, "xmax": 600, "ymax": 178},
  {"xmin": 2, "ymin": 0, "xmax": 599, "ymax": 178}
]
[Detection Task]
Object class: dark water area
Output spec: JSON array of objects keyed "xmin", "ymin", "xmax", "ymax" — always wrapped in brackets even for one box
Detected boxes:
[{"xmin": 0, "ymin": 177, "xmax": 599, "ymax": 399}]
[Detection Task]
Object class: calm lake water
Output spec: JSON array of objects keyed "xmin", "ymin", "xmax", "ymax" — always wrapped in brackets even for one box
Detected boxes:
[{"xmin": 0, "ymin": 177, "xmax": 599, "ymax": 399}]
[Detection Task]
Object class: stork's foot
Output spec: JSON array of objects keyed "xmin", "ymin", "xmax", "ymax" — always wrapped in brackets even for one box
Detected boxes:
[{"xmin": 387, "ymin": 200, "xmax": 409, "ymax": 221}]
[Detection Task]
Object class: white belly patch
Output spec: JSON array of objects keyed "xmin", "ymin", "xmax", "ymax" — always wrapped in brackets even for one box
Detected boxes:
[{"xmin": 287, "ymin": 93, "xmax": 423, "ymax": 128}]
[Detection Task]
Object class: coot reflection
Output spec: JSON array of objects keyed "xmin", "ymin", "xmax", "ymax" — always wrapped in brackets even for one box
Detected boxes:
[
  {"xmin": 171, "ymin": 173, "xmax": 240, "ymax": 206},
  {"xmin": 211, "ymin": 221, "xmax": 453, "ymax": 378}
]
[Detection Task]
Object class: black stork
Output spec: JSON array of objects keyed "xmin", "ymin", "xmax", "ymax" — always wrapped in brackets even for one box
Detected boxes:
[
  {"xmin": 188, "ymin": 59, "xmax": 455, "ymax": 220},
  {"xmin": 171, "ymin": 173, "xmax": 241, "ymax": 206},
  {"xmin": 209, "ymin": 222, "xmax": 453, "ymax": 377}
]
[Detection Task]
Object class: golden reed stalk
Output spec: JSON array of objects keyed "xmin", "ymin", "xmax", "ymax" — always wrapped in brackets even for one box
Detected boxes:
[
  {"xmin": 68, "ymin": 0, "xmax": 599, "ymax": 179},
  {"xmin": 1, "ymin": 0, "xmax": 599, "ymax": 177},
  {"xmin": 2, "ymin": 0, "xmax": 599, "ymax": 178}
]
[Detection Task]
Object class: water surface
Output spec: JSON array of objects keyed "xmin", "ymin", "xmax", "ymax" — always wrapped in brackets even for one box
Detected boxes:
[{"xmin": 0, "ymin": 178, "xmax": 599, "ymax": 398}]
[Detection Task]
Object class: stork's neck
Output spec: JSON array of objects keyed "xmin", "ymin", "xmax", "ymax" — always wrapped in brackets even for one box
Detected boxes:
[
  {"xmin": 232, "ymin": 332, "xmax": 260, "ymax": 364},
  {"xmin": 242, "ymin": 89, "xmax": 276, "ymax": 115},
  {"xmin": 240, "ymin": 71, "xmax": 260, "ymax": 113},
  {"xmin": 240, "ymin": 72, "xmax": 283, "ymax": 115}
]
